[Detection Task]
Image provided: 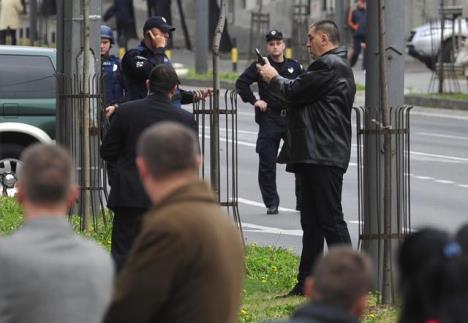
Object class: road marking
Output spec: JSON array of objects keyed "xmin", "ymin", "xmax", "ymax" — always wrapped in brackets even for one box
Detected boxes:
[
  {"xmin": 413, "ymin": 176, "xmax": 435, "ymax": 180},
  {"xmin": 434, "ymin": 179, "xmax": 455, "ymax": 184},
  {"xmin": 416, "ymin": 132, "xmax": 468, "ymax": 141},
  {"xmin": 458, "ymin": 184, "xmax": 468, "ymax": 189},
  {"xmin": 411, "ymin": 111, "xmax": 468, "ymax": 121},
  {"xmin": 242, "ymin": 222, "xmax": 303, "ymax": 236},
  {"xmin": 238, "ymin": 197, "xmax": 297, "ymax": 212}
]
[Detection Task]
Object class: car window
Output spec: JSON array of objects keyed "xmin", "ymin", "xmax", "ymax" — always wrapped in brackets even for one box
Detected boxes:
[{"xmin": 0, "ymin": 54, "xmax": 56, "ymax": 99}]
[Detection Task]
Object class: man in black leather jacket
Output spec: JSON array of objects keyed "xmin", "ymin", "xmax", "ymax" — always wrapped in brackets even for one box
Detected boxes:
[{"xmin": 257, "ymin": 20, "xmax": 356, "ymax": 296}]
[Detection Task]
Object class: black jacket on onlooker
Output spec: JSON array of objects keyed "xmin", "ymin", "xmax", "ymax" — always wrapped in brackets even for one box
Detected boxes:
[
  {"xmin": 100, "ymin": 94, "xmax": 197, "ymax": 211},
  {"xmin": 270, "ymin": 47, "xmax": 356, "ymax": 172},
  {"xmin": 271, "ymin": 302, "xmax": 359, "ymax": 323}
]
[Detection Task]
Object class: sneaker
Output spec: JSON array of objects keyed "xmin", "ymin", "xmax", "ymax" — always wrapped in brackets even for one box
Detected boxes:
[{"xmin": 267, "ymin": 205, "xmax": 279, "ymax": 215}]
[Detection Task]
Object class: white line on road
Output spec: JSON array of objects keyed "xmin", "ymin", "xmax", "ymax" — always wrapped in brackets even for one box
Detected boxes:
[
  {"xmin": 411, "ymin": 111, "xmax": 468, "ymax": 121},
  {"xmin": 238, "ymin": 197, "xmax": 297, "ymax": 212},
  {"xmin": 416, "ymin": 132, "xmax": 468, "ymax": 141},
  {"xmin": 434, "ymin": 180, "xmax": 456, "ymax": 184}
]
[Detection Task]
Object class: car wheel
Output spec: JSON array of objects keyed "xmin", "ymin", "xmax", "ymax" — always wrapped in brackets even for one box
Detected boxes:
[{"xmin": 0, "ymin": 144, "xmax": 24, "ymax": 197}]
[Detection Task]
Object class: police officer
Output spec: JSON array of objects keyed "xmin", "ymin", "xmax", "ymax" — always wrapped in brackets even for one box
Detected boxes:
[
  {"xmin": 236, "ymin": 30, "xmax": 302, "ymax": 215},
  {"xmin": 101, "ymin": 25, "xmax": 125, "ymax": 107},
  {"xmin": 118, "ymin": 16, "xmax": 209, "ymax": 107}
]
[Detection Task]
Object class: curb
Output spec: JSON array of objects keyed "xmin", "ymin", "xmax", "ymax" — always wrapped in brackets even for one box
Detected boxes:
[
  {"xmin": 180, "ymin": 78, "xmax": 468, "ymax": 111},
  {"xmin": 404, "ymin": 95, "xmax": 468, "ymax": 111}
]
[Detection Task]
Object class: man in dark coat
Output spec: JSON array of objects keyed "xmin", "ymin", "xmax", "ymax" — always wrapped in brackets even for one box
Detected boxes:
[
  {"xmin": 100, "ymin": 64, "xmax": 197, "ymax": 272},
  {"xmin": 257, "ymin": 20, "xmax": 356, "ymax": 295},
  {"xmin": 104, "ymin": 122, "xmax": 244, "ymax": 323}
]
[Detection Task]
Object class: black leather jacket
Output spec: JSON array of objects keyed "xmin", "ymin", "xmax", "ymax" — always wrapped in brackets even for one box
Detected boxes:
[{"xmin": 270, "ymin": 47, "xmax": 356, "ymax": 171}]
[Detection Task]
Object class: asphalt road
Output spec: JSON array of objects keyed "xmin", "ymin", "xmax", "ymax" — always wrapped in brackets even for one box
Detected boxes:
[{"xmin": 195, "ymin": 91, "xmax": 468, "ymax": 254}]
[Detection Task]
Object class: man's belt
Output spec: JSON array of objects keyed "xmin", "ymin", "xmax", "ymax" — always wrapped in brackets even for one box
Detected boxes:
[{"xmin": 268, "ymin": 108, "xmax": 287, "ymax": 118}]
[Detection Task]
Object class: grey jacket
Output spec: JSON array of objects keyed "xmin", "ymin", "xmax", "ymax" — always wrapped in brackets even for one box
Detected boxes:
[{"xmin": 0, "ymin": 217, "xmax": 114, "ymax": 323}]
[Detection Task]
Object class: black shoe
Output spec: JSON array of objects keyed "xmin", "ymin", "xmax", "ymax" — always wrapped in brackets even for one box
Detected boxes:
[
  {"xmin": 286, "ymin": 283, "xmax": 304, "ymax": 296},
  {"xmin": 276, "ymin": 283, "xmax": 304, "ymax": 298},
  {"xmin": 267, "ymin": 206, "xmax": 279, "ymax": 215}
]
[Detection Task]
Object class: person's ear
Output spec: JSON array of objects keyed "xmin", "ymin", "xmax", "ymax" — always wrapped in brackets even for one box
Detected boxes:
[
  {"xmin": 170, "ymin": 84, "xmax": 177, "ymax": 96},
  {"xmin": 67, "ymin": 184, "xmax": 80, "ymax": 208},
  {"xmin": 304, "ymin": 276, "xmax": 315, "ymax": 300},
  {"xmin": 136, "ymin": 156, "xmax": 149, "ymax": 180},
  {"xmin": 351, "ymin": 294, "xmax": 369, "ymax": 319},
  {"xmin": 146, "ymin": 79, "xmax": 151, "ymax": 92},
  {"xmin": 15, "ymin": 181, "xmax": 25, "ymax": 205}
]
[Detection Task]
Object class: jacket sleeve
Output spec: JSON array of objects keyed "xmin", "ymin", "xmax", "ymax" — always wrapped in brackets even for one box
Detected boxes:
[
  {"xmin": 103, "ymin": 225, "xmax": 188, "ymax": 323},
  {"xmin": 269, "ymin": 60, "xmax": 336, "ymax": 105},
  {"xmin": 235, "ymin": 62, "xmax": 259, "ymax": 105},
  {"xmin": 180, "ymin": 88, "xmax": 195, "ymax": 104},
  {"xmin": 100, "ymin": 108, "xmax": 124, "ymax": 162}
]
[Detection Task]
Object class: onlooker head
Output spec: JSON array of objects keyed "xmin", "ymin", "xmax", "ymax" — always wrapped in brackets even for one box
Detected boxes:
[
  {"xmin": 303, "ymin": 246, "xmax": 373, "ymax": 319},
  {"xmin": 398, "ymin": 227, "xmax": 468, "ymax": 323},
  {"xmin": 136, "ymin": 121, "xmax": 200, "ymax": 204},
  {"xmin": 357, "ymin": 0, "xmax": 366, "ymax": 9},
  {"xmin": 307, "ymin": 20, "xmax": 340, "ymax": 59},
  {"xmin": 145, "ymin": 64, "xmax": 180, "ymax": 98},
  {"xmin": 16, "ymin": 143, "xmax": 79, "ymax": 219}
]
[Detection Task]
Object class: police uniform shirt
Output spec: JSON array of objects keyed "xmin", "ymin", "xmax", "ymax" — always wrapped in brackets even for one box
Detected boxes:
[{"xmin": 236, "ymin": 57, "xmax": 303, "ymax": 113}]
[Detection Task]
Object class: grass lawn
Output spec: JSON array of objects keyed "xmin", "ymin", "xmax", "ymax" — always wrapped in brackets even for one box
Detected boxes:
[
  {"xmin": 0, "ymin": 197, "xmax": 397, "ymax": 322},
  {"xmin": 422, "ymin": 92, "xmax": 468, "ymax": 101}
]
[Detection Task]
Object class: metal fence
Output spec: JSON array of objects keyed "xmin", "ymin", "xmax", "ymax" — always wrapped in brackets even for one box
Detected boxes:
[
  {"xmin": 192, "ymin": 90, "xmax": 243, "ymax": 237},
  {"xmin": 353, "ymin": 105, "xmax": 413, "ymax": 249},
  {"xmin": 56, "ymin": 74, "xmax": 109, "ymax": 231}
]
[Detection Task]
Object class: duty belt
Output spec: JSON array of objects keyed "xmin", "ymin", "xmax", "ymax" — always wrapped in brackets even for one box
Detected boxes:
[{"xmin": 269, "ymin": 108, "xmax": 287, "ymax": 118}]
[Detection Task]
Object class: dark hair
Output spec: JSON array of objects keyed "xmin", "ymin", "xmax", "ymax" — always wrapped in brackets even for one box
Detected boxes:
[
  {"xmin": 19, "ymin": 143, "xmax": 74, "ymax": 203},
  {"xmin": 312, "ymin": 246, "xmax": 372, "ymax": 311},
  {"xmin": 398, "ymin": 227, "xmax": 468, "ymax": 323},
  {"xmin": 311, "ymin": 20, "xmax": 340, "ymax": 45},
  {"xmin": 148, "ymin": 64, "xmax": 180, "ymax": 95},
  {"xmin": 137, "ymin": 122, "xmax": 199, "ymax": 179}
]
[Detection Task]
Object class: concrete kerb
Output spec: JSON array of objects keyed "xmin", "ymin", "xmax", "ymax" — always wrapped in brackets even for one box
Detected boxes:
[{"xmin": 179, "ymin": 77, "xmax": 468, "ymax": 111}]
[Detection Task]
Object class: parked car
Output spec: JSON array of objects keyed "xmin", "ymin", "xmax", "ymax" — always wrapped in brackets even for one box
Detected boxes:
[
  {"xmin": 0, "ymin": 45, "xmax": 56, "ymax": 196},
  {"xmin": 407, "ymin": 17, "xmax": 468, "ymax": 70}
]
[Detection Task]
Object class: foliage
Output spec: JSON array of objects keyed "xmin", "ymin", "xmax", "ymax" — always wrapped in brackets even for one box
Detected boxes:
[
  {"xmin": 424, "ymin": 92, "xmax": 468, "ymax": 101},
  {"xmin": 0, "ymin": 198, "xmax": 397, "ymax": 322},
  {"xmin": 0, "ymin": 197, "xmax": 23, "ymax": 235},
  {"xmin": 185, "ymin": 68, "xmax": 240, "ymax": 81},
  {"xmin": 356, "ymin": 83, "xmax": 366, "ymax": 92}
]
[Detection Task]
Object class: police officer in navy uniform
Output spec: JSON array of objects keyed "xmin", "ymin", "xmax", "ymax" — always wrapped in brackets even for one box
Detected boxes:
[
  {"xmin": 236, "ymin": 30, "xmax": 302, "ymax": 215},
  {"xmin": 101, "ymin": 25, "xmax": 125, "ymax": 107},
  {"xmin": 118, "ymin": 16, "xmax": 210, "ymax": 108}
]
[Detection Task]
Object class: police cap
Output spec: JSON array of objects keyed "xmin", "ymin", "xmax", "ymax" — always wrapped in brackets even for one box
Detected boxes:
[
  {"xmin": 143, "ymin": 16, "xmax": 176, "ymax": 34},
  {"xmin": 266, "ymin": 30, "xmax": 283, "ymax": 42}
]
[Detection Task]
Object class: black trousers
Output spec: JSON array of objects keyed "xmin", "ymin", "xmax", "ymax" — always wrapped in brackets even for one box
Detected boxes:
[
  {"xmin": 296, "ymin": 164, "xmax": 351, "ymax": 285},
  {"xmin": 256, "ymin": 129, "xmax": 286, "ymax": 208},
  {"xmin": 349, "ymin": 34, "xmax": 367, "ymax": 70},
  {"xmin": 111, "ymin": 207, "xmax": 147, "ymax": 272},
  {"xmin": 0, "ymin": 28, "xmax": 17, "ymax": 45}
]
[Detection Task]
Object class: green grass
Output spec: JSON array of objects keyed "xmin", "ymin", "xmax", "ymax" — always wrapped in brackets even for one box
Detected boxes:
[
  {"xmin": 422, "ymin": 92, "xmax": 468, "ymax": 101},
  {"xmin": 0, "ymin": 197, "xmax": 397, "ymax": 322},
  {"xmin": 184, "ymin": 68, "xmax": 240, "ymax": 81},
  {"xmin": 356, "ymin": 83, "xmax": 366, "ymax": 92}
]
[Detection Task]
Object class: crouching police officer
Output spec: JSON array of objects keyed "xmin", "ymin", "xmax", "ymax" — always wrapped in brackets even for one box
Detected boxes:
[{"xmin": 236, "ymin": 30, "xmax": 302, "ymax": 215}]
